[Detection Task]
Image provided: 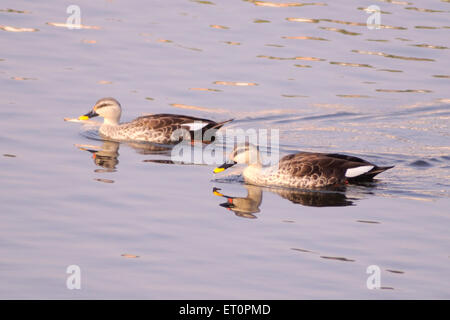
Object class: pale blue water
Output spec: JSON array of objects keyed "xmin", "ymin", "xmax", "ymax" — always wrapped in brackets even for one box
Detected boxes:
[{"xmin": 0, "ymin": 0, "xmax": 449, "ymax": 299}]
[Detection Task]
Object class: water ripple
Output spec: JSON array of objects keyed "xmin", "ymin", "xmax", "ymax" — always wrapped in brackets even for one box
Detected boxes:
[
  {"xmin": 0, "ymin": 8, "xmax": 31, "ymax": 13},
  {"xmin": 376, "ymin": 89, "xmax": 433, "ymax": 93},
  {"xmin": 247, "ymin": 1, "xmax": 326, "ymax": 7},
  {"xmin": 320, "ymin": 27, "xmax": 362, "ymax": 37},
  {"xmin": 410, "ymin": 43, "xmax": 448, "ymax": 50},
  {"xmin": 405, "ymin": 7, "xmax": 447, "ymax": 13},
  {"xmin": 282, "ymin": 36, "xmax": 329, "ymax": 41},
  {"xmin": 46, "ymin": 22, "xmax": 100, "ymax": 30},
  {"xmin": 330, "ymin": 61, "xmax": 373, "ymax": 68},
  {"xmin": 258, "ymin": 55, "xmax": 325, "ymax": 61},
  {"xmin": 351, "ymin": 49, "xmax": 435, "ymax": 62},
  {"xmin": 0, "ymin": 25, "xmax": 38, "ymax": 32}
]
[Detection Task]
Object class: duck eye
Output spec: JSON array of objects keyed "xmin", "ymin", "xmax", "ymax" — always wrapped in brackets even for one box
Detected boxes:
[{"xmin": 95, "ymin": 103, "xmax": 109, "ymax": 110}]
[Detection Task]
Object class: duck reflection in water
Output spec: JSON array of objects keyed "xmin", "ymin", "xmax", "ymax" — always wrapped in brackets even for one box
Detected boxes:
[
  {"xmin": 76, "ymin": 140, "xmax": 172, "ymax": 170},
  {"xmin": 213, "ymin": 186, "xmax": 263, "ymax": 219},
  {"xmin": 213, "ymin": 184, "xmax": 355, "ymax": 219}
]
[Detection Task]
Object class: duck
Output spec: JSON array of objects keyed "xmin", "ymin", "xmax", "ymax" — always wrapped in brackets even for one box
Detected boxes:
[
  {"xmin": 213, "ymin": 143, "xmax": 394, "ymax": 189},
  {"xmin": 77, "ymin": 97, "xmax": 233, "ymax": 144}
]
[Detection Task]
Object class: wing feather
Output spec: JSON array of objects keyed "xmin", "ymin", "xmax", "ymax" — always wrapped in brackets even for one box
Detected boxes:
[{"xmin": 278, "ymin": 152, "xmax": 378, "ymax": 181}]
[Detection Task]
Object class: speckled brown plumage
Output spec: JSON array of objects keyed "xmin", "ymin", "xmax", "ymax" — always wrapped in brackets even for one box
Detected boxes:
[
  {"xmin": 99, "ymin": 113, "xmax": 233, "ymax": 144},
  {"xmin": 254, "ymin": 152, "xmax": 393, "ymax": 188},
  {"xmin": 225, "ymin": 144, "xmax": 394, "ymax": 189},
  {"xmin": 79, "ymin": 97, "xmax": 233, "ymax": 144}
]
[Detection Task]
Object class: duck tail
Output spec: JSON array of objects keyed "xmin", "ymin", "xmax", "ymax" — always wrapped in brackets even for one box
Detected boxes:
[
  {"xmin": 348, "ymin": 165, "xmax": 394, "ymax": 182},
  {"xmin": 212, "ymin": 118, "xmax": 234, "ymax": 130},
  {"xmin": 368, "ymin": 165, "xmax": 395, "ymax": 178}
]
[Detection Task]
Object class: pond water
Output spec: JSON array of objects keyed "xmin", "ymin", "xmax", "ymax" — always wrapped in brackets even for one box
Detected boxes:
[{"xmin": 0, "ymin": 0, "xmax": 449, "ymax": 299}]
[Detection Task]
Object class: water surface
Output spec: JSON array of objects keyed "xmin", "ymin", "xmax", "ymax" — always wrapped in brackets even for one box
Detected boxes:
[{"xmin": 0, "ymin": 0, "xmax": 449, "ymax": 299}]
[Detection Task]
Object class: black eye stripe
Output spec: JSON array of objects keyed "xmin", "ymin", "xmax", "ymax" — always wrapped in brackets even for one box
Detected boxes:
[
  {"xmin": 232, "ymin": 147, "xmax": 249, "ymax": 157},
  {"xmin": 96, "ymin": 103, "xmax": 110, "ymax": 109}
]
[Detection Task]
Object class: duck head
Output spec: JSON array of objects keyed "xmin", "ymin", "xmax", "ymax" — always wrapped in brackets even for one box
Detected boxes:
[
  {"xmin": 214, "ymin": 142, "xmax": 261, "ymax": 173},
  {"xmin": 79, "ymin": 97, "xmax": 122, "ymax": 125}
]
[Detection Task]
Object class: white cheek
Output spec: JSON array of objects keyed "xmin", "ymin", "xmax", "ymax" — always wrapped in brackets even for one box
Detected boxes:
[
  {"xmin": 234, "ymin": 153, "xmax": 253, "ymax": 164},
  {"xmin": 98, "ymin": 108, "xmax": 112, "ymax": 118},
  {"xmin": 233, "ymin": 154, "xmax": 242, "ymax": 163}
]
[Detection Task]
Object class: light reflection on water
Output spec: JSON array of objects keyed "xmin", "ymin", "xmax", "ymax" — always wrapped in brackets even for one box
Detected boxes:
[{"xmin": 0, "ymin": 0, "xmax": 449, "ymax": 299}]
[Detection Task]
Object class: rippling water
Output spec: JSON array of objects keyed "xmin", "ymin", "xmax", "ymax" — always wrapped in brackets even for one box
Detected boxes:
[{"xmin": 0, "ymin": 0, "xmax": 449, "ymax": 299}]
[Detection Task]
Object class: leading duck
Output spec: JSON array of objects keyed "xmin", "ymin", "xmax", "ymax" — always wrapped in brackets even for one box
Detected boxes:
[
  {"xmin": 214, "ymin": 143, "xmax": 394, "ymax": 189},
  {"xmin": 76, "ymin": 97, "xmax": 233, "ymax": 144}
]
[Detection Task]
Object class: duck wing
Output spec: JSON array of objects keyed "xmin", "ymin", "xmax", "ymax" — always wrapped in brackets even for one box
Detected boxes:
[
  {"xmin": 324, "ymin": 153, "xmax": 394, "ymax": 181},
  {"xmin": 131, "ymin": 114, "xmax": 233, "ymax": 143},
  {"xmin": 180, "ymin": 118, "xmax": 233, "ymax": 143},
  {"xmin": 278, "ymin": 152, "xmax": 393, "ymax": 183}
]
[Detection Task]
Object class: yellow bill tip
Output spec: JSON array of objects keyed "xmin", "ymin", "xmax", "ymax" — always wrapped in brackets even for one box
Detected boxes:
[
  {"xmin": 213, "ymin": 190, "xmax": 224, "ymax": 197},
  {"xmin": 213, "ymin": 167, "xmax": 225, "ymax": 174},
  {"xmin": 78, "ymin": 115, "xmax": 89, "ymax": 120}
]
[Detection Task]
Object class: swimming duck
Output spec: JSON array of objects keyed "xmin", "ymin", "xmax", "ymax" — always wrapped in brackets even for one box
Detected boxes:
[
  {"xmin": 214, "ymin": 143, "xmax": 394, "ymax": 189},
  {"xmin": 77, "ymin": 97, "xmax": 233, "ymax": 144}
]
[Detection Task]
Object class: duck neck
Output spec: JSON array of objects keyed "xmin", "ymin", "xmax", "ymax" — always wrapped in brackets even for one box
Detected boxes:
[
  {"xmin": 243, "ymin": 162, "xmax": 263, "ymax": 183},
  {"xmin": 99, "ymin": 118, "xmax": 121, "ymax": 139},
  {"xmin": 102, "ymin": 117, "xmax": 120, "ymax": 126}
]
